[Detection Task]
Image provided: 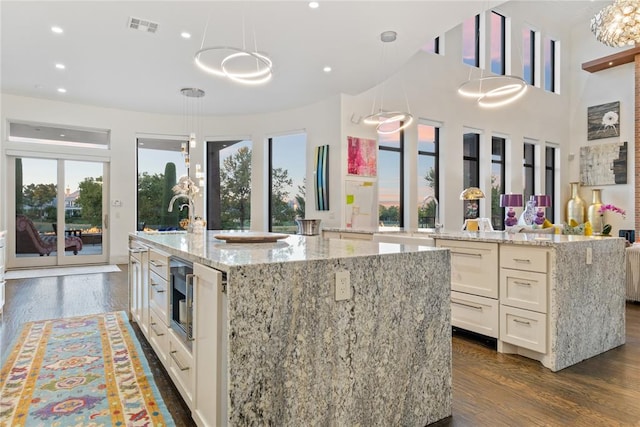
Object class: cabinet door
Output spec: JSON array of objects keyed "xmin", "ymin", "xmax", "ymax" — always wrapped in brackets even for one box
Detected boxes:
[
  {"xmin": 193, "ymin": 263, "xmax": 226, "ymax": 427},
  {"xmin": 437, "ymin": 240, "xmax": 499, "ymax": 298},
  {"xmin": 128, "ymin": 252, "xmax": 141, "ymax": 322},
  {"xmin": 139, "ymin": 249, "xmax": 150, "ymax": 338}
]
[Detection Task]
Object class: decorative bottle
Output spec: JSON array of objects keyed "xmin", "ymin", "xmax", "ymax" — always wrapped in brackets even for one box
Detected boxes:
[
  {"xmin": 565, "ymin": 182, "xmax": 586, "ymax": 224},
  {"xmin": 587, "ymin": 189, "xmax": 603, "ymax": 234}
]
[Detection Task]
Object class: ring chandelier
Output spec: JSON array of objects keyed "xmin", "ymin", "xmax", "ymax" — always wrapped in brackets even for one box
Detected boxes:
[
  {"xmin": 363, "ymin": 31, "xmax": 414, "ymax": 134},
  {"xmin": 591, "ymin": 0, "xmax": 640, "ymax": 47},
  {"xmin": 458, "ymin": 75, "xmax": 528, "ymax": 108}
]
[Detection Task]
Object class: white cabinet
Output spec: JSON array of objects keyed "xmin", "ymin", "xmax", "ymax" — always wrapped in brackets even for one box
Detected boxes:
[
  {"xmin": 193, "ymin": 262, "xmax": 227, "ymax": 427},
  {"xmin": 147, "ymin": 248, "xmax": 171, "ymax": 366},
  {"xmin": 499, "ymin": 245, "xmax": 549, "ymax": 353},
  {"xmin": 168, "ymin": 329, "xmax": 195, "ymax": 409},
  {"xmin": 436, "ymin": 240, "xmax": 499, "ymax": 336},
  {"xmin": 0, "ymin": 231, "xmax": 5, "ymax": 314},
  {"xmin": 129, "ymin": 243, "xmax": 149, "ymax": 338}
]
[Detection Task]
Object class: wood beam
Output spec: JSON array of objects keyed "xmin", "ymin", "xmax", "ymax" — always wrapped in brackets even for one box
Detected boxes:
[{"xmin": 582, "ymin": 46, "xmax": 640, "ymax": 73}]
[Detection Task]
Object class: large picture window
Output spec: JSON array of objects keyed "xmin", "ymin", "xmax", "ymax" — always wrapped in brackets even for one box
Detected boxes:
[
  {"xmin": 378, "ymin": 123, "xmax": 404, "ymax": 227},
  {"xmin": 491, "ymin": 137, "xmax": 506, "ymax": 230},
  {"xmin": 490, "ymin": 11, "xmax": 506, "ymax": 75},
  {"xmin": 545, "ymin": 146, "xmax": 557, "ymax": 223},
  {"xmin": 523, "ymin": 28, "xmax": 537, "ymax": 85},
  {"xmin": 544, "ymin": 37, "xmax": 558, "ymax": 93},
  {"xmin": 523, "ymin": 142, "xmax": 536, "ymax": 203},
  {"xmin": 269, "ymin": 133, "xmax": 307, "ymax": 233},
  {"xmin": 462, "ymin": 14, "xmax": 480, "ymax": 67},
  {"xmin": 418, "ymin": 122, "xmax": 439, "ymax": 229},
  {"xmin": 463, "ymin": 132, "xmax": 480, "ymax": 220}
]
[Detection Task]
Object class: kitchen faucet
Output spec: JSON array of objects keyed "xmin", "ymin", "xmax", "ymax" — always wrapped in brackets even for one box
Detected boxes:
[{"xmin": 422, "ymin": 195, "xmax": 443, "ymax": 233}]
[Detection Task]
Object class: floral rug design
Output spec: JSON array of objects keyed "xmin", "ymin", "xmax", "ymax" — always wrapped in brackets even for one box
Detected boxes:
[{"xmin": 0, "ymin": 311, "xmax": 175, "ymax": 426}]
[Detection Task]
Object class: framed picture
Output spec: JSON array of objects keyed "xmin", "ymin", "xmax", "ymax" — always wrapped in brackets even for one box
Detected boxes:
[
  {"xmin": 579, "ymin": 141, "xmax": 627, "ymax": 185},
  {"xmin": 314, "ymin": 145, "xmax": 329, "ymax": 211},
  {"xmin": 347, "ymin": 136, "xmax": 377, "ymax": 177},
  {"xmin": 587, "ymin": 101, "xmax": 620, "ymax": 140}
]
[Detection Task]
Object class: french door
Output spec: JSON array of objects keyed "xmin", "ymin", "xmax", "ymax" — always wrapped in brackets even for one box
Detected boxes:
[{"xmin": 7, "ymin": 155, "xmax": 109, "ymax": 268}]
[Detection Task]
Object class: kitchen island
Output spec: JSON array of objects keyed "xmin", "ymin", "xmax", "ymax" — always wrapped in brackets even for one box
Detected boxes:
[{"xmin": 129, "ymin": 231, "xmax": 452, "ymax": 426}]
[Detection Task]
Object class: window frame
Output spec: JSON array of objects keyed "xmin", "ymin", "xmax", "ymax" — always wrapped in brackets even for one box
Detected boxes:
[
  {"xmin": 490, "ymin": 11, "xmax": 506, "ymax": 75},
  {"xmin": 463, "ymin": 132, "xmax": 481, "ymax": 220},
  {"xmin": 523, "ymin": 142, "xmax": 536, "ymax": 203},
  {"xmin": 417, "ymin": 122, "xmax": 440, "ymax": 229},
  {"xmin": 378, "ymin": 126, "xmax": 405, "ymax": 228},
  {"xmin": 544, "ymin": 146, "xmax": 557, "ymax": 223},
  {"xmin": 491, "ymin": 136, "xmax": 506, "ymax": 230},
  {"xmin": 463, "ymin": 14, "xmax": 481, "ymax": 68}
]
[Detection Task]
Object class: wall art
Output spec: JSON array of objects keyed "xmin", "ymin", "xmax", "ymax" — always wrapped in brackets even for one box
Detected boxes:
[
  {"xmin": 579, "ymin": 140, "xmax": 627, "ymax": 186},
  {"xmin": 314, "ymin": 145, "xmax": 329, "ymax": 211},
  {"xmin": 587, "ymin": 101, "xmax": 620, "ymax": 140},
  {"xmin": 347, "ymin": 136, "xmax": 377, "ymax": 177}
]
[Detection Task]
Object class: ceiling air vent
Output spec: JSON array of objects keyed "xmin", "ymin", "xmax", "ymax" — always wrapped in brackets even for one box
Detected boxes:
[{"xmin": 127, "ymin": 17, "xmax": 159, "ymax": 34}]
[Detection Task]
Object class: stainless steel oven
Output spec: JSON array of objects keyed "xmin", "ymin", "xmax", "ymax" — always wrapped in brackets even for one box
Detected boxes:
[{"xmin": 169, "ymin": 257, "xmax": 194, "ymax": 351}]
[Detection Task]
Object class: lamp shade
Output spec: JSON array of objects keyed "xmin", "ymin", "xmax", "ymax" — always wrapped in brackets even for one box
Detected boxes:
[
  {"xmin": 460, "ymin": 187, "xmax": 485, "ymax": 200},
  {"xmin": 500, "ymin": 193, "xmax": 523, "ymax": 208},
  {"xmin": 531, "ymin": 194, "xmax": 551, "ymax": 208}
]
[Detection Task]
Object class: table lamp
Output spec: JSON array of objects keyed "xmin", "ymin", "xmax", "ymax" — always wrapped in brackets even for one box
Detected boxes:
[
  {"xmin": 460, "ymin": 187, "xmax": 485, "ymax": 230},
  {"xmin": 500, "ymin": 194, "xmax": 523, "ymax": 227},
  {"xmin": 531, "ymin": 194, "xmax": 551, "ymax": 225}
]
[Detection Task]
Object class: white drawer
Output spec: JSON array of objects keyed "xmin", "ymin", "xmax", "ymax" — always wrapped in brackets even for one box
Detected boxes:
[
  {"xmin": 500, "ymin": 268, "xmax": 548, "ymax": 313},
  {"xmin": 168, "ymin": 331, "xmax": 194, "ymax": 408},
  {"xmin": 500, "ymin": 305, "xmax": 547, "ymax": 353},
  {"xmin": 451, "ymin": 291, "xmax": 499, "ymax": 338},
  {"xmin": 149, "ymin": 308, "xmax": 169, "ymax": 366},
  {"xmin": 149, "ymin": 249, "xmax": 170, "ymax": 281},
  {"xmin": 500, "ymin": 246, "xmax": 548, "ymax": 273},
  {"xmin": 149, "ymin": 270, "xmax": 169, "ymax": 325},
  {"xmin": 437, "ymin": 240, "xmax": 499, "ymax": 298}
]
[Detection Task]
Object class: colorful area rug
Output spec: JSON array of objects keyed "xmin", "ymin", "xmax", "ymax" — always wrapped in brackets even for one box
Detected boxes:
[{"xmin": 0, "ymin": 312, "xmax": 175, "ymax": 426}]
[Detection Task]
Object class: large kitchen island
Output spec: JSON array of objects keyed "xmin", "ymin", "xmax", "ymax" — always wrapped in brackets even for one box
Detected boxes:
[{"xmin": 129, "ymin": 231, "xmax": 451, "ymax": 427}]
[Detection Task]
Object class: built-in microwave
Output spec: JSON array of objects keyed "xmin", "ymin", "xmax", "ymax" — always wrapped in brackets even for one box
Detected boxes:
[{"xmin": 169, "ymin": 257, "xmax": 194, "ymax": 352}]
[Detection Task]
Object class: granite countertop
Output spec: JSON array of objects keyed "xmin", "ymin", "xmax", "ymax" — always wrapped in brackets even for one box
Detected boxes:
[
  {"xmin": 431, "ymin": 230, "xmax": 625, "ymax": 246},
  {"xmin": 131, "ymin": 231, "xmax": 443, "ymax": 271}
]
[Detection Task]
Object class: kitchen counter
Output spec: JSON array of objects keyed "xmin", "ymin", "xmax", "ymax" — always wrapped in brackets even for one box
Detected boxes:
[
  {"xmin": 130, "ymin": 231, "xmax": 452, "ymax": 426},
  {"xmin": 434, "ymin": 232, "xmax": 626, "ymax": 371}
]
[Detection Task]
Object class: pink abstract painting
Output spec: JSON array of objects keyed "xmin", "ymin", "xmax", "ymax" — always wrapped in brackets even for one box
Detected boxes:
[{"xmin": 347, "ymin": 136, "xmax": 377, "ymax": 177}]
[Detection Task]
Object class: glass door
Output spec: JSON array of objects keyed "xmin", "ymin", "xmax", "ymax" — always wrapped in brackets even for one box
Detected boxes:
[{"xmin": 9, "ymin": 156, "xmax": 108, "ymax": 268}]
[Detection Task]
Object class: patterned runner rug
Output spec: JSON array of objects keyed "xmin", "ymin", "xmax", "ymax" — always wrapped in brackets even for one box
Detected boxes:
[{"xmin": 0, "ymin": 312, "xmax": 175, "ymax": 426}]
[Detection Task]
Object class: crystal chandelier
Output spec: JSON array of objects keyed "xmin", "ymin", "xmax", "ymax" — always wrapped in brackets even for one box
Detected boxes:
[{"xmin": 591, "ymin": 0, "xmax": 640, "ymax": 47}]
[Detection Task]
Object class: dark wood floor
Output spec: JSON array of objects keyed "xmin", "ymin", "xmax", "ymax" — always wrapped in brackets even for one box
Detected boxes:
[{"xmin": 2, "ymin": 266, "xmax": 640, "ymax": 426}]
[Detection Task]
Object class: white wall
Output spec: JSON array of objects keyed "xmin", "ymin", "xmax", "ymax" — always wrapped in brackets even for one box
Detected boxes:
[
  {"xmin": 1, "ymin": 93, "xmax": 343, "ymax": 264},
  {"xmin": 568, "ymin": 22, "xmax": 635, "ymax": 235}
]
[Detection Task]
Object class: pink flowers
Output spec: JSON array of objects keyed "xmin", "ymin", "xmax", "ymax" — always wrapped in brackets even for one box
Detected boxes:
[{"xmin": 598, "ymin": 204, "xmax": 626, "ymax": 218}]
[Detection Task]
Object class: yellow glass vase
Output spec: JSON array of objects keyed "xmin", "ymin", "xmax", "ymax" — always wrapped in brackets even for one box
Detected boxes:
[
  {"xmin": 587, "ymin": 189, "xmax": 603, "ymax": 234},
  {"xmin": 565, "ymin": 182, "xmax": 586, "ymax": 225}
]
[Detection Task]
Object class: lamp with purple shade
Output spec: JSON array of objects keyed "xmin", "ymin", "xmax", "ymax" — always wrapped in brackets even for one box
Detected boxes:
[
  {"xmin": 500, "ymin": 194, "xmax": 523, "ymax": 227},
  {"xmin": 531, "ymin": 194, "xmax": 551, "ymax": 225}
]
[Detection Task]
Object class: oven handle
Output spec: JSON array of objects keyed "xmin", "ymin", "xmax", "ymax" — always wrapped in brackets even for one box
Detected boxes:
[{"xmin": 186, "ymin": 273, "xmax": 195, "ymax": 341}]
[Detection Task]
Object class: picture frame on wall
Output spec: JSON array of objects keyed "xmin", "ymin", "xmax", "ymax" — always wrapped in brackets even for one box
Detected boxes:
[
  {"xmin": 314, "ymin": 145, "xmax": 329, "ymax": 211},
  {"xmin": 579, "ymin": 141, "xmax": 627, "ymax": 185},
  {"xmin": 347, "ymin": 136, "xmax": 377, "ymax": 177},
  {"xmin": 587, "ymin": 101, "xmax": 620, "ymax": 141}
]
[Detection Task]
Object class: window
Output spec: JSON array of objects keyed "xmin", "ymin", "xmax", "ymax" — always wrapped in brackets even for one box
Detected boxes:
[
  {"xmin": 544, "ymin": 37, "xmax": 557, "ymax": 93},
  {"xmin": 545, "ymin": 146, "xmax": 557, "ymax": 223},
  {"xmin": 137, "ymin": 137, "xmax": 188, "ymax": 231},
  {"xmin": 490, "ymin": 11, "xmax": 506, "ymax": 75},
  {"xmin": 269, "ymin": 133, "xmax": 307, "ymax": 233},
  {"xmin": 491, "ymin": 137, "xmax": 506, "ymax": 230},
  {"xmin": 378, "ymin": 123, "xmax": 404, "ymax": 227},
  {"xmin": 522, "ymin": 28, "xmax": 536, "ymax": 85},
  {"xmin": 422, "ymin": 37, "xmax": 440, "ymax": 54},
  {"xmin": 418, "ymin": 122, "xmax": 439, "ymax": 229},
  {"xmin": 523, "ymin": 142, "xmax": 536, "ymax": 203},
  {"xmin": 463, "ymin": 132, "xmax": 480, "ymax": 219},
  {"xmin": 462, "ymin": 14, "xmax": 480, "ymax": 67},
  {"xmin": 207, "ymin": 139, "xmax": 252, "ymax": 230}
]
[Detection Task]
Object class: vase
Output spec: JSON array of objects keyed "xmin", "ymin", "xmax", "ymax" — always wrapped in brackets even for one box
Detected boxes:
[
  {"xmin": 587, "ymin": 189, "xmax": 604, "ymax": 234},
  {"xmin": 565, "ymin": 182, "xmax": 586, "ymax": 224}
]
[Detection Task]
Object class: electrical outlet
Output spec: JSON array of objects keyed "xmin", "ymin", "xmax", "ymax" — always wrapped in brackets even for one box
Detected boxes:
[
  {"xmin": 586, "ymin": 247, "xmax": 592, "ymax": 265},
  {"xmin": 335, "ymin": 271, "xmax": 351, "ymax": 301}
]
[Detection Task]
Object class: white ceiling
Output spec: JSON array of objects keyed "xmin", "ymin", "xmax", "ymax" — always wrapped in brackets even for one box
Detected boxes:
[{"xmin": 0, "ymin": 1, "xmax": 609, "ymax": 117}]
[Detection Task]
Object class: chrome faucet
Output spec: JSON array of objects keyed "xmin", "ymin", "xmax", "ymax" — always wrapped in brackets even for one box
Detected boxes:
[
  {"xmin": 168, "ymin": 194, "xmax": 193, "ymax": 216},
  {"xmin": 422, "ymin": 195, "xmax": 443, "ymax": 233}
]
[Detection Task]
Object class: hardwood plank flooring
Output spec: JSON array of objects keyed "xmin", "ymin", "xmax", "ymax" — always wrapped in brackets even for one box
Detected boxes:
[
  {"xmin": 0, "ymin": 265, "xmax": 195, "ymax": 426},
  {"xmin": 2, "ymin": 266, "xmax": 639, "ymax": 426}
]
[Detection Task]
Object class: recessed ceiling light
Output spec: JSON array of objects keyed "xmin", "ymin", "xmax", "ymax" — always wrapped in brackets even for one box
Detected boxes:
[
  {"xmin": 181, "ymin": 32, "xmax": 191, "ymax": 39},
  {"xmin": 323, "ymin": 66, "xmax": 332, "ymax": 73},
  {"xmin": 60, "ymin": 134, "xmax": 66, "ymax": 137},
  {"xmin": 55, "ymin": 63, "xmax": 66, "ymax": 70},
  {"xmin": 51, "ymin": 26, "xmax": 63, "ymax": 34},
  {"xmin": 309, "ymin": 2, "xmax": 319, "ymax": 9},
  {"xmin": 57, "ymin": 88, "xmax": 67, "ymax": 93}
]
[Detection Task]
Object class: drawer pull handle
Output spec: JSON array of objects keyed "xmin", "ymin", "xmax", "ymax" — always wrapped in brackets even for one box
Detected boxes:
[
  {"xmin": 514, "ymin": 280, "xmax": 531, "ymax": 286},
  {"xmin": 150, "ymin": 322, "xmax": 165, "ymax": 336},
  {"xmin": 513, "ymin": 318, "xmax": 531, "ymax": 326},
  {"xmin": 149, "ymin": 260, "xmax": 165, "ymax": 267},
  {"xmin": 170, "ymin": 351, "xmax": 190, "ymax": 371},
  {"xmin": 513, "ymin": 258, "xmax": 531, "ymax": 263},
  {"xmin": 450, "ymin": 251, "xmax": 482, "ymax": 258},
  {"xmin": 452, "ymin": 300, "xmax": 483, "ymax": 311}
]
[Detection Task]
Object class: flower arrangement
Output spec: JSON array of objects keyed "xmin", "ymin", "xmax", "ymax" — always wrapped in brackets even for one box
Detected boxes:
[
  {"xmin": 597, "ymin": 204, "xmax": 625, "ymax": 235},
  {"xmin": 172, "ymin": 175, "xmax": 200, "ymax": 199}
]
